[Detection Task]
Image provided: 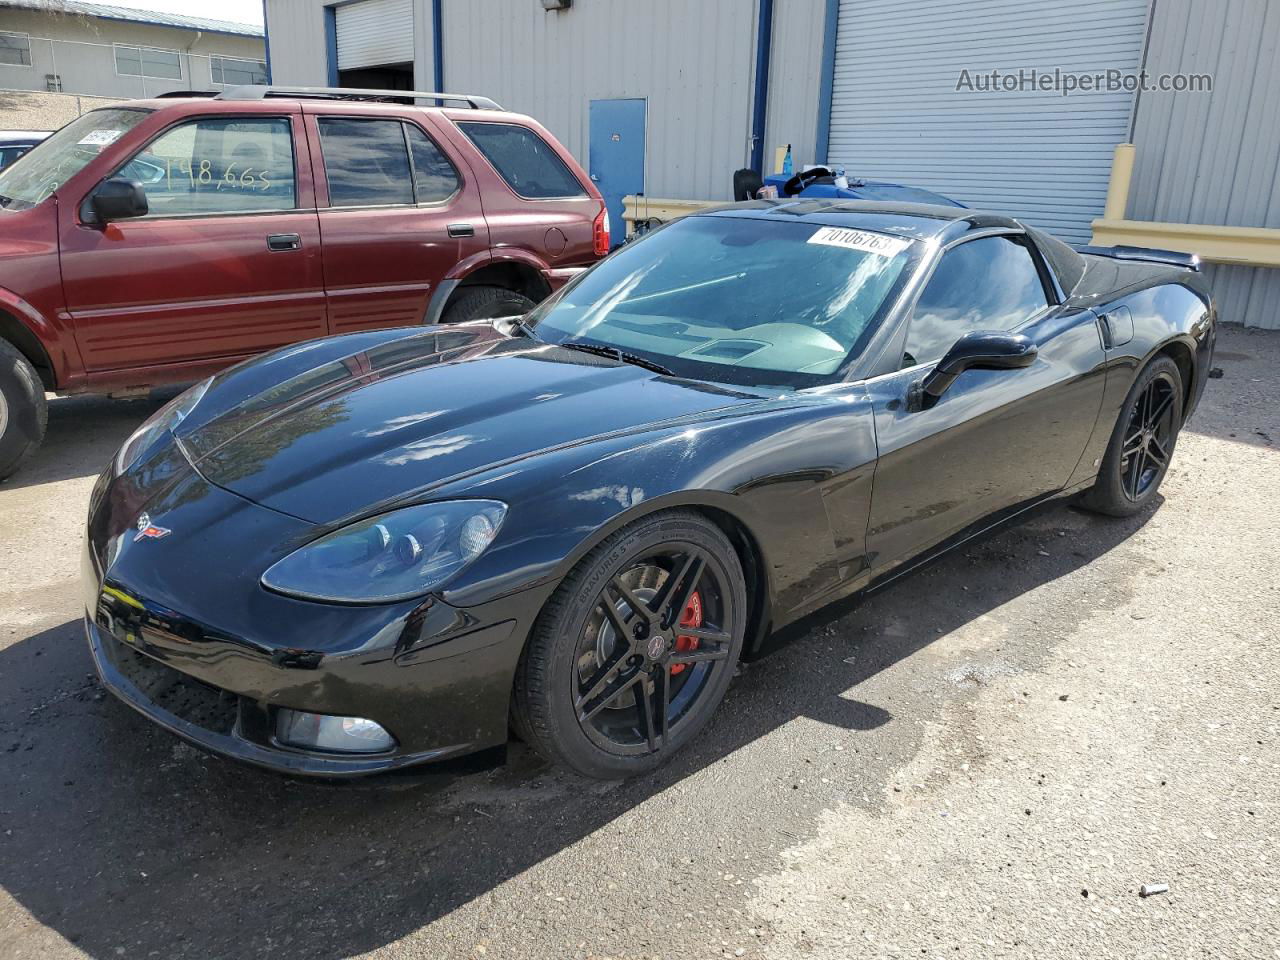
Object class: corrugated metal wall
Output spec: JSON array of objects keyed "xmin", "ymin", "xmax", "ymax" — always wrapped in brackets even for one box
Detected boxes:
[
  {"xmin": 335, "ymin": 0, "xmax": 415, "ymax": 70},
  {"xmin": 264, "ymin": 0, "xmax": 435, "ymax": 91},
  {"xmin": 439, "ymin": 0, "xmax": 759, "ymax": 201},
  {"xmin": 263, "ymin": 0, "xmax": 330, "ymax": 85},
  {"xmin": 1127, "ymin": 0, "xmax": 1280, "ymax": 329},
  {"xmin": 762, "ymin": 0, "xmax": 827, "ymax": 174},
  {"xmin": 825, "ymin": 0, "xmax": 1149, "ymax": 245}
]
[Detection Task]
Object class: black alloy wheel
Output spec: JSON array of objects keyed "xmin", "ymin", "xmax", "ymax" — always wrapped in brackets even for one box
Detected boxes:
[
  {"xmin": 1120, "ymin": 373, "xmax": 1177, "ymax": 501},
  {"xmin": 574, "ymin": 544, "xmax": 734, "ymax": 755},
  {"xmin": 513, "ymin": 511, "xmax": 746, "ymax": 779},
  {"xmin": 1083, "ymin": 354, "xmax": 1183, "ymax": 517}
]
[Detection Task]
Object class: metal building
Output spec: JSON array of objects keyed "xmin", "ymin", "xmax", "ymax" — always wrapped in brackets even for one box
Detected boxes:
[
  {"xmin": 263, "ymin": 0, "xmax": 1279, "ymax": 328},
  {"xmin": 1119, "ymin": 0, "xmax": 1280, "ymax": 330},
  {"xmin": 0, "ymin": 0, "xmax": 265, "ymax": 99}
]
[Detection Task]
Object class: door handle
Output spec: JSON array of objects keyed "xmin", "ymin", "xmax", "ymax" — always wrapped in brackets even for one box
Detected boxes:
[
  {"xmin": 447, "ymin": 223, "xmax": 475, "ymax": 238},
  {"xmin": 267, "ymin": 233, "xmax": 301, "ymax": 252}
]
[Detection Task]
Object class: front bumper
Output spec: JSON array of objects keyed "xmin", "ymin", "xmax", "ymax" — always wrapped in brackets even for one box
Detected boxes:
[
  {"xmin": 83, "ymin": 457, "xmax": 551, "ymax": 777},
  {"xmin": 86, "ymin": 617, "xmax": 496, "ymax": 777},
  {"xmin": 84, "ymin": 581, "xmax": 542, "ymax": 777}
]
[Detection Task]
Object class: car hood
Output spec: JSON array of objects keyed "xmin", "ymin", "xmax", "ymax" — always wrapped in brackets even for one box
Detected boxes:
[{"xmin": 179, "ymin": 325, "xmax": 763, "ymax": 524}]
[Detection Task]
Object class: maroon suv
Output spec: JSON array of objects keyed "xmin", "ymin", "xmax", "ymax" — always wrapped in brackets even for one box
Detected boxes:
[{"xmin": 0, "ymin": 87, "xmax": 608, "ymax": 479}]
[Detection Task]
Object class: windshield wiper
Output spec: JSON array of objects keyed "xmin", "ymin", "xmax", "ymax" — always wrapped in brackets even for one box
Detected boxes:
[
  {"xmin": 508, "ymin": 316, "xmax": 541, "ymax": 340},
  {"xmin": 558, "ymin": 340, "xmax": 675, "ymax": 376}
]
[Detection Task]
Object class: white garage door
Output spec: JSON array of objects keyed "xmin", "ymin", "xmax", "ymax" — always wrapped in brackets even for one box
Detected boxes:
[
  {"xmin": 335, "ymin": 0, "xmax": 414, "ymax": 71},
  {"xmin": 827, "ymin": 0, "xmax": 1150, "ymax": 244}
]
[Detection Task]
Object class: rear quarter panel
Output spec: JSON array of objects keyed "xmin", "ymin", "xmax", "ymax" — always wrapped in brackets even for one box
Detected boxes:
[
  {"xmin": 1065, "ymin": 267, "xmax": 1213, "ymax": 485},
  {"xmin": 432, "ymin": 110, "xmax": 603, "ymax": 270}
]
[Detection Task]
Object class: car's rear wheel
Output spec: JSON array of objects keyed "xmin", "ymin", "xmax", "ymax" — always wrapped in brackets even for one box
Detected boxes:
[
  {"xmin": 440, "ymin": 285, "xmax": 536, "ymax": 325},
  {"xmin": 1082, "ymin": 354, "xmax": 1183, "ymax": 517},
  {"xmin": 512, "ymin": 510, "xmax": 746, "ymax": 779},
  {"xmin": 0, "ymin": 339, "xmax": 48, "ymax": 482}
]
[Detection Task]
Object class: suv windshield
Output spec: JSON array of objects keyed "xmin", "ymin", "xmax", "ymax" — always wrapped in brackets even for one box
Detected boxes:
[
  {"xmin": 528, "ymin": 215, "xmax": 918, "ymax": 388},
  {"xmin": 0, "ymin": 108, "xmax": 151, "ymax": 210}
]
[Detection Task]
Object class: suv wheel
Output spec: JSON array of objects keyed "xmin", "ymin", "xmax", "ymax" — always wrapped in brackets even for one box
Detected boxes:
[
  {"xmin": 441, "ymin": 285, "xmax": 536, "ymax": 325},
  {"xmin": 0, "ymin": 339, "xmax": 48, "ymax": 481}
]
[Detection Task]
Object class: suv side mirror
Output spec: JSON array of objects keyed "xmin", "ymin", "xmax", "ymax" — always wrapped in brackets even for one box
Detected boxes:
[
  {"xmin": 91, "ymin": 178, "xmax": 148, "ymax": 222},
  {"xmin": 918, "ymin": 331, "xmax": 1037, "ymax": 405}
]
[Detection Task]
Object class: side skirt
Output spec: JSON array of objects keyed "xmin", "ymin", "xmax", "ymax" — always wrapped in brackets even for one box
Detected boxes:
[{"xmin": 751, "ymin": 479, "xmax": 1095, "ymax": 658}]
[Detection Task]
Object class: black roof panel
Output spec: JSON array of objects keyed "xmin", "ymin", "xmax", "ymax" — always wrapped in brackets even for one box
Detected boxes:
[{"xmin": 697, "ymin": 198, "xmax": 1021, "ymax": 240}]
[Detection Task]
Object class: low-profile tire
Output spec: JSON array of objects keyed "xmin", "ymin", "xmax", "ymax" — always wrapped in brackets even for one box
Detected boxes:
[
  {"xmin": 440, "ymin": 285, "xmax": 536, "ymax": 324},
  {"xmin": 0, "ymin": 339, "xmax": 48, "ymax": 482},
  {"xmin": 1081, "ymin": 354, "xmax": 1183, "ymax": 517},
  {"xmin": 512, "ymin": 510, "xmax": 747, "ymax": 779}
]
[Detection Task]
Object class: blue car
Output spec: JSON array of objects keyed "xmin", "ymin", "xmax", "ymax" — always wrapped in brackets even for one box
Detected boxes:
[
  {"xmin": 761, "ymin": 168, "xmax": 965, "ymax": 207},
  {"xmin": 0, "ymin": 131, "xmax": 48, "ymax": 171},
  {"xmin": 628, "ymin": 168, "xmax": 962, "ymax": 241}
]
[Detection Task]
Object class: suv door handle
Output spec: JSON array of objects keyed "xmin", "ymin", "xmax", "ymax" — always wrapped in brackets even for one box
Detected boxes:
[
  {"xmin": 267, "ymin": 233, "xmax": 301, "ymax": 252},
  {"xmin": 447, "ymin": 223, "xmax": 475, "ymax": 238}
]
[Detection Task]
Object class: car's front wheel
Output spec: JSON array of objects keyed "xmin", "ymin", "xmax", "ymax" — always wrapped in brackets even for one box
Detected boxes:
[
  {"xmin": 0, "ymin": 339, "xmax": 48, "ymax": 482},
  {"xmin": 1082, "ymin": 354, "xmax": 1183, "ymax": 517},
  {"xmin": 512, "ymin": 510, "xmax": 747, "ymax": 779}
]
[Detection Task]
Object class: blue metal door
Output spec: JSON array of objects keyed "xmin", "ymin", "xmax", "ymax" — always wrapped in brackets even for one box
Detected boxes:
[{"xmin": 589, "ymin": 99, "xmax": 646, "ymax": 249}]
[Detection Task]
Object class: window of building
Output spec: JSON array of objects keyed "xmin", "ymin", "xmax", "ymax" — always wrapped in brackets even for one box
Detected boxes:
[
  {"xmin": 456, "ymin": 122, "xmax": 586, "ymax": 199},
  {"xmin": 116, "ymin": 116, "xmax": 296, "ymax": 217},
  {"xmin": 0, "ymin": 32, "xmax": 32, "ymax": 67},
  {"xmin": 210, "ymin": 55, "xmax": 267, "ymax": 87},
  {"xmin": 115, "ymin": 44, "xmax": 182, "ymax": 80},
  {"xmin": 902, "ymin": 236, "xmax": 1049, "ymax": 367}
]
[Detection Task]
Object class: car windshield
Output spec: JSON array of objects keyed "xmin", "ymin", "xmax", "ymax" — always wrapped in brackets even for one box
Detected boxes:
[
  {"xmin": 0, "ymin": 108, "xmax": 151, "ymax": 210},
  {"xmin": 528, "ymin": 215, "xmax": 918, "ymax": 388}
]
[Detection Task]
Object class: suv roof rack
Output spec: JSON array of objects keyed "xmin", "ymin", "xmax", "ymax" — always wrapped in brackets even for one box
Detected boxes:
[
  {"xmin": 155, "ymin": 90, "xmax": 221, "ymax": 98},
  {"xmin": 214, "ymin": 85, "xmax": 502, "ymax": 110}
]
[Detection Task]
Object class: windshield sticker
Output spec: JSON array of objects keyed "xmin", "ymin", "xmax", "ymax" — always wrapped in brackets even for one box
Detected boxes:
[
  {"xmin": 807, "ymin": 227, "xmax": 910, "ymax": 258},
  {"xmin": 77, "ymin": 129, "xmax": 123, "ymax": 148}
]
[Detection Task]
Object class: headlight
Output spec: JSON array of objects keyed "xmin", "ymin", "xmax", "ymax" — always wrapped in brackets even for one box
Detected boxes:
[
  {"xmin": 114, "ymin": 377, "xmax": 212, "ymax": 474},
  {"xmin": 261, "ymin": 500, "xmax": 507, "ymax": 603}
]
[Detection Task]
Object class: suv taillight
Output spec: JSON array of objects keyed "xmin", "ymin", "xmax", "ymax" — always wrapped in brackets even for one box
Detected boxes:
[{"xmin": 593, "ymin": 206, "xmax": 610, "ymax": 257}]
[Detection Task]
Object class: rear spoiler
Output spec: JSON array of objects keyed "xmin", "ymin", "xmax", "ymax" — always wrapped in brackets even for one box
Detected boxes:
[{"xmin": 1077, "ymin": 244, "xmax": 1201, "ymax": 272}]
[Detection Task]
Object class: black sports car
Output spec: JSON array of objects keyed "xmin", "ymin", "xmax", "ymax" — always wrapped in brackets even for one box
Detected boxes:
[{"xmin": 84, "ymin": 200, "xmax": 1216, "ymax": 779}]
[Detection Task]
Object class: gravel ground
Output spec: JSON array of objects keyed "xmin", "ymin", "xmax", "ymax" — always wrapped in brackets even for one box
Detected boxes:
[{"xmin": 0, "ymin": 325, "xmax": 1276, "ymax": 960}]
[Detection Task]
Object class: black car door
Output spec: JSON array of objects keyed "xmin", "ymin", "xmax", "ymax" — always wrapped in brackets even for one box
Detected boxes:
[{"xmin": 862, "ymin": 231, "xmax": 1107, "ymax": 577}]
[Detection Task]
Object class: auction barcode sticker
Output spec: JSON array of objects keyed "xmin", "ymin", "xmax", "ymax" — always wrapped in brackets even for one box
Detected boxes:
[
  {"xmin": 76, "ymin": 129, "xmax": 123, "ymax": 147},
  {"xmin": 807, "ymin": 226, "xmax": 911, "ymax": 258}
]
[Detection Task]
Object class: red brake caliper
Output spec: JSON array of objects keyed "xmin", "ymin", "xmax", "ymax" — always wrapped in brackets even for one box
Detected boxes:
[{"xmin": 671, "ymin": 591, "xmax": 702, "ymax": 676}]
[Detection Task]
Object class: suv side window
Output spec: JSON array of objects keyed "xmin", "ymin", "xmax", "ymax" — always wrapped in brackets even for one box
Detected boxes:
[
  {"xmin": 405, "ymin": 123, "xmax": 459, "ymax": 202},
  {"xmin": 457, "ymin": 121, "xmax": 586, "ymax": 199},
  {"xmin": 318, "ymin": 117, "xmax": 413, "ymax": 207},
  {"xmin": 117, "ymin": 117, "xmax": 296, "ymax": 217},
  {"xmin": 902, "ymin": 235, "xmax": 1049, "ymax": 367}
]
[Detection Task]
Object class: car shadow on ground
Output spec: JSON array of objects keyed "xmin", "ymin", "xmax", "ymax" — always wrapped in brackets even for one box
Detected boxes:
[{"xmin": 0, "ymin": 495, "xmax": 1157, "ymax": 959}]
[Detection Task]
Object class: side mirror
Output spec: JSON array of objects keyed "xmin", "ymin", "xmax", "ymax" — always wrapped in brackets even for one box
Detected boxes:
[
  {"xmin": 90, "ymin": 178, "xmax": 148, "ymax": 222},
  {"xmin": 918, "ymin": 331, "xmax": 1037, "ymax": 405}
]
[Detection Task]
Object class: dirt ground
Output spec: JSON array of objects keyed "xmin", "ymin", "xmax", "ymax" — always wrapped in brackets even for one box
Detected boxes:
[{"xmin": 0, "ymin": 324, "xmax": 1276, "ymax": 960}]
